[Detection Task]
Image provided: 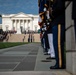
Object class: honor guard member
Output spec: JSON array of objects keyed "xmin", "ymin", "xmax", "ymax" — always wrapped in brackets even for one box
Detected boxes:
[
  {"xmin": 38, "ymin": 0, "xmax": 50, "ymax": 54},
  {"xmin": 38, "ymin": 0, "xmax": 45, "ymax": 48},
  {"xmin": 50, "ymin": 0, "xmax": 66, "ymax": 69},
  {"xmin": 45, "ymin": 0, "xmax": 55, "ymax": 58},
  {"xmin": 46, "ymin": 10, "xmax": 55, "ymax": 59},
  {"xmin": 38, "ymin": 0, "xmax": 55, "ymax": 56}
]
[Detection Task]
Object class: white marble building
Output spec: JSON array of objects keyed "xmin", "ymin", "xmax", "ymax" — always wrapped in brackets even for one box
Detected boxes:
[{"xmin": 2, "ymin": 12, "xmax": 39, "ymax": 34}]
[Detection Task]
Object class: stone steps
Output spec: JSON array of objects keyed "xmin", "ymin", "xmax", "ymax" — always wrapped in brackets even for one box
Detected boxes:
[{"xmin": 3, "ymin": 34, "xmax": 40, "ymax": 42}]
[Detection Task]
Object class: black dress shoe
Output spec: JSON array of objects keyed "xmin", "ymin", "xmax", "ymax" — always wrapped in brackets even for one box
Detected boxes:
[
  {"xmin": 44, "ymin": 53, "xmax": 49, "ymax": 55},
  {"xmin": 50, "ymin": 66, "xmax": 65, "ymax": 69},
  {"xmin": 46, "ymin": 57, "xmax": 55, "ymax": 60}
]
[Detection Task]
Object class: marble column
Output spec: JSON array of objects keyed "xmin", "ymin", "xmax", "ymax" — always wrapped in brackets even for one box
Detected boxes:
[
  {"xmin": 16, "ymin": 20, "xmax": 19, "ymax": 33},
  {"xmin": 32, "ymin": 18, "xmax": 33, "ymax": 31},
  {"xmin": 12, "ymin": 20, "xmax": 14, "ymax": 30},
  {"xmin": 30, "ymin": 20, "xmax": 33, "ymax": 31},
  {"xmin": 16, "ymin": 20, "xmax": 17, "ymax": 31},
  {"xmin": 28, "ymin": 20, "xmax": 30, "ymax": 32},
  {"xmin": 17, "ymin": 19, "xmax": 21, "ymax": 34},
  {"xmin": 23, "ymin": 20, "xmax": 25, "ymax": 31},
  {"xmin": 24, "ymin": 20, "xmax": 26, "ymax": 31},
  {"xmin": 14, "ymin": 20, "xmax": 16, "ymax": 31},
  {"xmin": 26, "ymin": 20, "xmax": 28, "ymax": 32}
]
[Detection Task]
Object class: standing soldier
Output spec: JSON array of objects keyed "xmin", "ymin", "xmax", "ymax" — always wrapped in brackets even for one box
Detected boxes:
[
  {"xmin": 50, "ymin": 0, "xmax": 66, "ymax": 69},
  {"xmin": 45, "ymin": 0, "xmax": 55, "ymax": 58},
  {"xmin": 38, "ymin": 0, "xmax": 50, "ymax": 54},
  {"xmin": 38, "ymin": 0, "xmax": 55, "ymax": 56}
]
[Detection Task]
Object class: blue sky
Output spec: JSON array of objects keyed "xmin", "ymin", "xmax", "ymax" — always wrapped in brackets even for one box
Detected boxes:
[
  {"xmin": 0, "ymin": 0, "xmax": 39, "ymax": 24},
  {"xmin": 0, "ymin": 0, "xmax": 38, "ymax": 15}
]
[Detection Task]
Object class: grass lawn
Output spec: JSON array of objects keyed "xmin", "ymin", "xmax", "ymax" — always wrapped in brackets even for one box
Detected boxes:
[{"xmin": 0, "ymin": 42, "xmax": 28, "ymax": 49}]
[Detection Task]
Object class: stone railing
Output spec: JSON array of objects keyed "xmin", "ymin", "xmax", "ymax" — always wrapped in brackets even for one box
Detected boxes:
[{"xmin": 66, "ymin": 1, "xmax": 76, "ymax": 75}]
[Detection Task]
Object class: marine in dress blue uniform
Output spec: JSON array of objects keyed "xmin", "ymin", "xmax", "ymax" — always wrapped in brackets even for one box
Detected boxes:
[{"xmin": 50, "ymin": 0, "xmax": 66, "ymax": 69}]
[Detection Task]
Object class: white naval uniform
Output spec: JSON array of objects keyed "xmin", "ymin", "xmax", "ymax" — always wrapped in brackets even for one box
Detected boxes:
[{"xmin": 48, "ymin": 33, "xmax": 55, "ymax": 58}]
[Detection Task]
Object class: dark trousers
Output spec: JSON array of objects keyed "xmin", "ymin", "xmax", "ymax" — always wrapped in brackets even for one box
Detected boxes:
[
  {"xmin": 41, "ymin": 37, "xmax": 44, "ymax": 47},
  {"xmin": 74, "ymin": 19, "xmax": 76, "ymax": 41},
  {"xmin": 43, "ymin": 32, "xmax": 49, "ymax": 52},
  {"xmin": 52, "ymin": 24, "xmax": 65, "ymax": 68}
]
